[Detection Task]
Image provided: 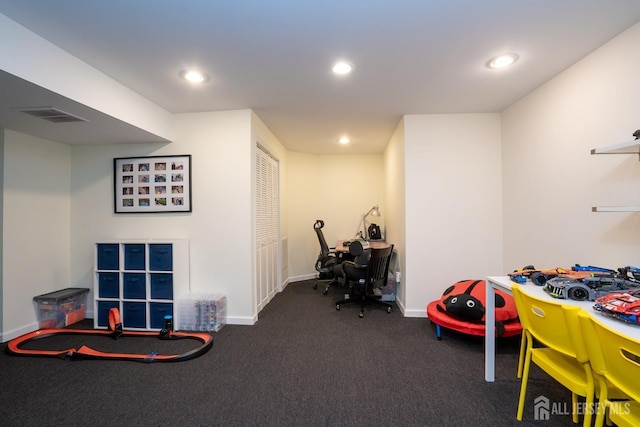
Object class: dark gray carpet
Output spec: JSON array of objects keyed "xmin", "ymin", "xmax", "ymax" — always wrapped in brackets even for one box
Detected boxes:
[{"xmin": 0, "ymin": 280, "xmax": 579, "ymax": 426}]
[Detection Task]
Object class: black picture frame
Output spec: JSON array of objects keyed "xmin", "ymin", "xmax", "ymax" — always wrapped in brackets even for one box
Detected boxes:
[{"xmin": 114, "ymin": 155, "xmax": 192, "ymax": 213}]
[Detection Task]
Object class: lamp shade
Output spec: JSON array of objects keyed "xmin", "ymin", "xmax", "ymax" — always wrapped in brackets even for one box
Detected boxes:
[{"xmin": 355, "ymin": 205, "xmax": 383, "ymax": 240}]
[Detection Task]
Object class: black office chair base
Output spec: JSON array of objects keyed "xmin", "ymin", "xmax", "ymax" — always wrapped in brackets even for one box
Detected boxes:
[
  {"xmin": 335, "ymin": 295, "xmax": 392, "ymax": 318},
  {"xmin": 313, "ymin": 278, "xmax": 339, "ymax": 295}
]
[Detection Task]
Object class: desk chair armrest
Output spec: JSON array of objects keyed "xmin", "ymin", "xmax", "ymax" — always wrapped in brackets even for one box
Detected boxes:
[{"xmin": 340, "ymin": 260, "xmax": 368, "ymax": 269}]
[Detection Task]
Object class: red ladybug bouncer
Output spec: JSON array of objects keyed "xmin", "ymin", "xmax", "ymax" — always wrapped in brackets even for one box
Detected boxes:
[{"xmin": 426, "ymin": 279, "xmax": 522, "ymax": 339}]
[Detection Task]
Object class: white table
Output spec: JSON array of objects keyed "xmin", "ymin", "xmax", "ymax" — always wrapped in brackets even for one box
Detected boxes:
[{"xmin": 484, "ymin": 275, "xmax": 640, "ymax": 382}]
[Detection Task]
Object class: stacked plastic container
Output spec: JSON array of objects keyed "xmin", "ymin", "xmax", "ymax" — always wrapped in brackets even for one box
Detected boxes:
[
  {"xmin": 177, "ymin": 294, "xmax": 226, "ymax": 332},
  {"xmin": 34, "ymin": 288, "xmax": 90, "ymax": 328}
]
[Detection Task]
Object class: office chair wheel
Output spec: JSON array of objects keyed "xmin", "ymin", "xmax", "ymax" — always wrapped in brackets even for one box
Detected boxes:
[
  {"xmin": 312, "ymin": 283, "xmax": 318, "ymax": 290},
  {"xmin": 336, "ymin": 304, "xmax": 341, "ymax": 310},
  {"xmin": 387, "ymin": 307, "xmax": 392, "ymax": 313},
  {"xmin": 322, "ymin": 289, "xmax": 329, "ymax": 296},
  {"xmin": 359, "ymin": 311, "xmax": 364, "ymax": 318}
]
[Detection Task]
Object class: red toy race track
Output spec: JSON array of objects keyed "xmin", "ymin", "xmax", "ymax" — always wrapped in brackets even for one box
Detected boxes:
[{"xmin": 7, "ymin": 308, "xmax": 213, "ymax": 362}]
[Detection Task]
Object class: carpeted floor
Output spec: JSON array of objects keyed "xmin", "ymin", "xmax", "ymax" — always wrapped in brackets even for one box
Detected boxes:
[{"xmin": 0, "ymin": 280, "xmax": 580, "ymax": 426}]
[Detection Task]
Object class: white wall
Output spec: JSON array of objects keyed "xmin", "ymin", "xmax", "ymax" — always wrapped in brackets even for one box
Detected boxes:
[
  {"xmin": 286, "ymin": 152, "xmax": 385, "ymax": 280},
  {"xmin": 1, "ymin": 129, "xmax": 71, "ymax": 340},
  {"xmin": 70, "ymin": 110, "xmax": 257, "ymax": 325},
  {"xmin": 404, "ymin": 114, "xmax": 503, "ymax": 316},
  {"xmin": 502, "ymin": 21, "xmax": 640, "ymax": 269},
  {"xmin": 383, "ymin": 119, "xmax": 406, "ymax": 308}
]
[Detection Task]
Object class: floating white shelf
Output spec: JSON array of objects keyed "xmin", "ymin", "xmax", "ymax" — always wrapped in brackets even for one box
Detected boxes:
[
  {"xmin": 591, "ymin": 139, "xmax": 640, "ymax": 155},
  {"xmin": 592, "ymin": 206, "xmax": 640, "ymax": 213},
  {"xmin": 591, "ymin": 137, "xmax": 640, "ymax": 212}
]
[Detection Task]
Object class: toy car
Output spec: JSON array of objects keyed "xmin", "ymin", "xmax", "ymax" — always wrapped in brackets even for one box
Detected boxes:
[
  {"xmin": 509, "ymin": 264, "xmax": 614, "ymax": 285},
  {"xmin": 617, "ymin": 266, "xmax": 640, "ymax": 283},
  {"xmin": 544, "ymin": 277, "xmax": 591, "ymax": 300},
  {"xmin": 543, "ymin": 275, "xmax": 640, "ymax": 301},
  {"xmin": 593, "ymin": 289, "xmax": 640, "ymax": 325}
]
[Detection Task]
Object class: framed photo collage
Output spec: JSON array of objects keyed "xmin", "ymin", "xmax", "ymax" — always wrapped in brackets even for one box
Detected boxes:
[{"xmin": 114, "ymin": 155, "xmax": 192, "ymax": 213}]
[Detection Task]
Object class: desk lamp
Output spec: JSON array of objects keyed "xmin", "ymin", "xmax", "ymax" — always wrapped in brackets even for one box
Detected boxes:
[{"xmin": 355, "ymin": 205, "xmax": 380, "ymax": 240}]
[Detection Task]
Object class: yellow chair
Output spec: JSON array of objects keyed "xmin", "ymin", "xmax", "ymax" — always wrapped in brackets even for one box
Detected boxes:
[
  {"xmin": 517, "ymin": 326, "xmax": 527, "ymax": 378},
  {"xmin": 578, "ymin": 311, "xmax": 640, "ymax": 427},
  {"xmin": 512, "ymin": 285, "xmax": 595, "ymax": 425}
]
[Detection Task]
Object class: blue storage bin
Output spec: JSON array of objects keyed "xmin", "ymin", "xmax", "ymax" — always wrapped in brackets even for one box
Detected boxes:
[
  {"xmin": 97, "ymin": 244, "xmax": 119, "ymax": 270},
  {"xmin": 149, "ymin": 244, "xmax": 172, "ymax": 271},
  {"xmin": 149, "ymin": 302, "xmax": 173, "ymax": 329},
  {"xmin": 150, "ymin": 273, "xmax": 173, "ymax": 300},
  {"xmin": 97, "ymin": 301, "xmax": 119, "ymax": 327},
  {"xmin": 124, "ymin": 244, "xmax": 145, "ymax": 270},
  {"xmin": 123, "ymin": 273, "xmax": 146, "ymax": 299},
  {"xmin": 123, "ymin": 302, "xmax": 146, "ymax": 328},
  {"xmin": 98, "ymin": 272, "xmax": 119, "ymax": 298}
]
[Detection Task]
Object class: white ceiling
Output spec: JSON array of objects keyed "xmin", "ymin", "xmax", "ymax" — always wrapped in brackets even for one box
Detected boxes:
[{"xmin": 1, "ymin": 1, "xmax": 640, "ymax": 154}]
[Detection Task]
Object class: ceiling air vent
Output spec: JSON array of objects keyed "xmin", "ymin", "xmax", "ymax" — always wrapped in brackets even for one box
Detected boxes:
[{"xmin": 14, "ymin": 107, "xmax": 89, "ymax": 123}]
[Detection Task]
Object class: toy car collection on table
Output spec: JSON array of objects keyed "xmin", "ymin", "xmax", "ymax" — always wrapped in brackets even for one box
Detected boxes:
[
  {"xmin": 509, "ymin": 264, "xmax": 640, "ymax": 326},
  {"xmin": 509, "ymin": 264, "xmax": 640, "ymax": 301}
]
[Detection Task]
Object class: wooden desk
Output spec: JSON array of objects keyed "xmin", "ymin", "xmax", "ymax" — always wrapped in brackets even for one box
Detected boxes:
[
  {"xmin": 484, "ymin": 275, "xmax": 640, "ymax": 382},
  {"xmin": 335, "ymin": 240, "xmax": 390, "ymax": 252}
]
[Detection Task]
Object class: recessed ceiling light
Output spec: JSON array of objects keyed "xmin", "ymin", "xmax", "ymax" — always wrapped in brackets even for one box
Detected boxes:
[
  {"xmin": 179, "ymin": 70, "xmax": 209, "ymax": 83},
  {"xmin": 332, "ymin": 61, "xmax": 354, "ymax": 75},
  {"xmin": 339, "ymin": 136, "xmax": 351, "ymax": 144},
  {"xmin": 486, "ymin": 53, "xmax": 519, "ymax": 69}
]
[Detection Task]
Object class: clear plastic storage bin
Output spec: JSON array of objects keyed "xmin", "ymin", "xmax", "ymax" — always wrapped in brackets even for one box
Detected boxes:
[
  {"xmin": 177, "ymin": 294, "xmax": 226, "ymax": 332},
  {"xmin": 33, "ymin": 287, "xmax": 89, "ymax": 328}
]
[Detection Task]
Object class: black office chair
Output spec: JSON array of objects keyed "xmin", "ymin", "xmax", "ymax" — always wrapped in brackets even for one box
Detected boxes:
[
  {"xmin": 312, "ymin": 220, "xmax": 339, "ymax": 295},
  {"xmin": 335, "ymin": 241, "xmax": 395, "ymax": 318}
]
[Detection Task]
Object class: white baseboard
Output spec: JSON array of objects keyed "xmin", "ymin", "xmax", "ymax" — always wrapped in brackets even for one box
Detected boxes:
[
  {"xmin": 225, "ymin": 315, "xmax": 257, "ymax": 326},
  {"xmin": 1, "ymin": 321, "xmax": 39, "ymax": 343},
  {"xmin": 288, "ymin": 273, "xmax": 317, "ymax": 282},
  {"xmin": 402, "ymin": 308, "xmax": 428, "ymax": 318}
]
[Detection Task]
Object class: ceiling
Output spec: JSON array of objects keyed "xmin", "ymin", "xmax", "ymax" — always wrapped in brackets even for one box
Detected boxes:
[{"xmin": 1, "ymin": 1, "xmax": 640, "ymax": 154}]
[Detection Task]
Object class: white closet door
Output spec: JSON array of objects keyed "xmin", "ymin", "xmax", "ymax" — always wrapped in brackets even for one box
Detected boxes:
[
  {"xmin": 255, "ymin": 145, "xmax": 280, "ymax": 312},
  {"xmin": 266, "ymin": 152, "xmax": 279, "ymax": 302}
]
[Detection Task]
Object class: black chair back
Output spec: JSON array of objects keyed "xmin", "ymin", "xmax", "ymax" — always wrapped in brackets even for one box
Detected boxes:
[
  {"xmin": 314, "ymin": 220, "xmax": 335, "ymax": 273},
  {"xmin": 348, "ymin": 240, "xmax": 370, "ymax": 266},
  {"xmin": 314, "ymin": 220, "xmax": 330, "ymax": 258},
  {"xmin": 365, "ymin": 244, "xmax": 394, "ymax": 288}
]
